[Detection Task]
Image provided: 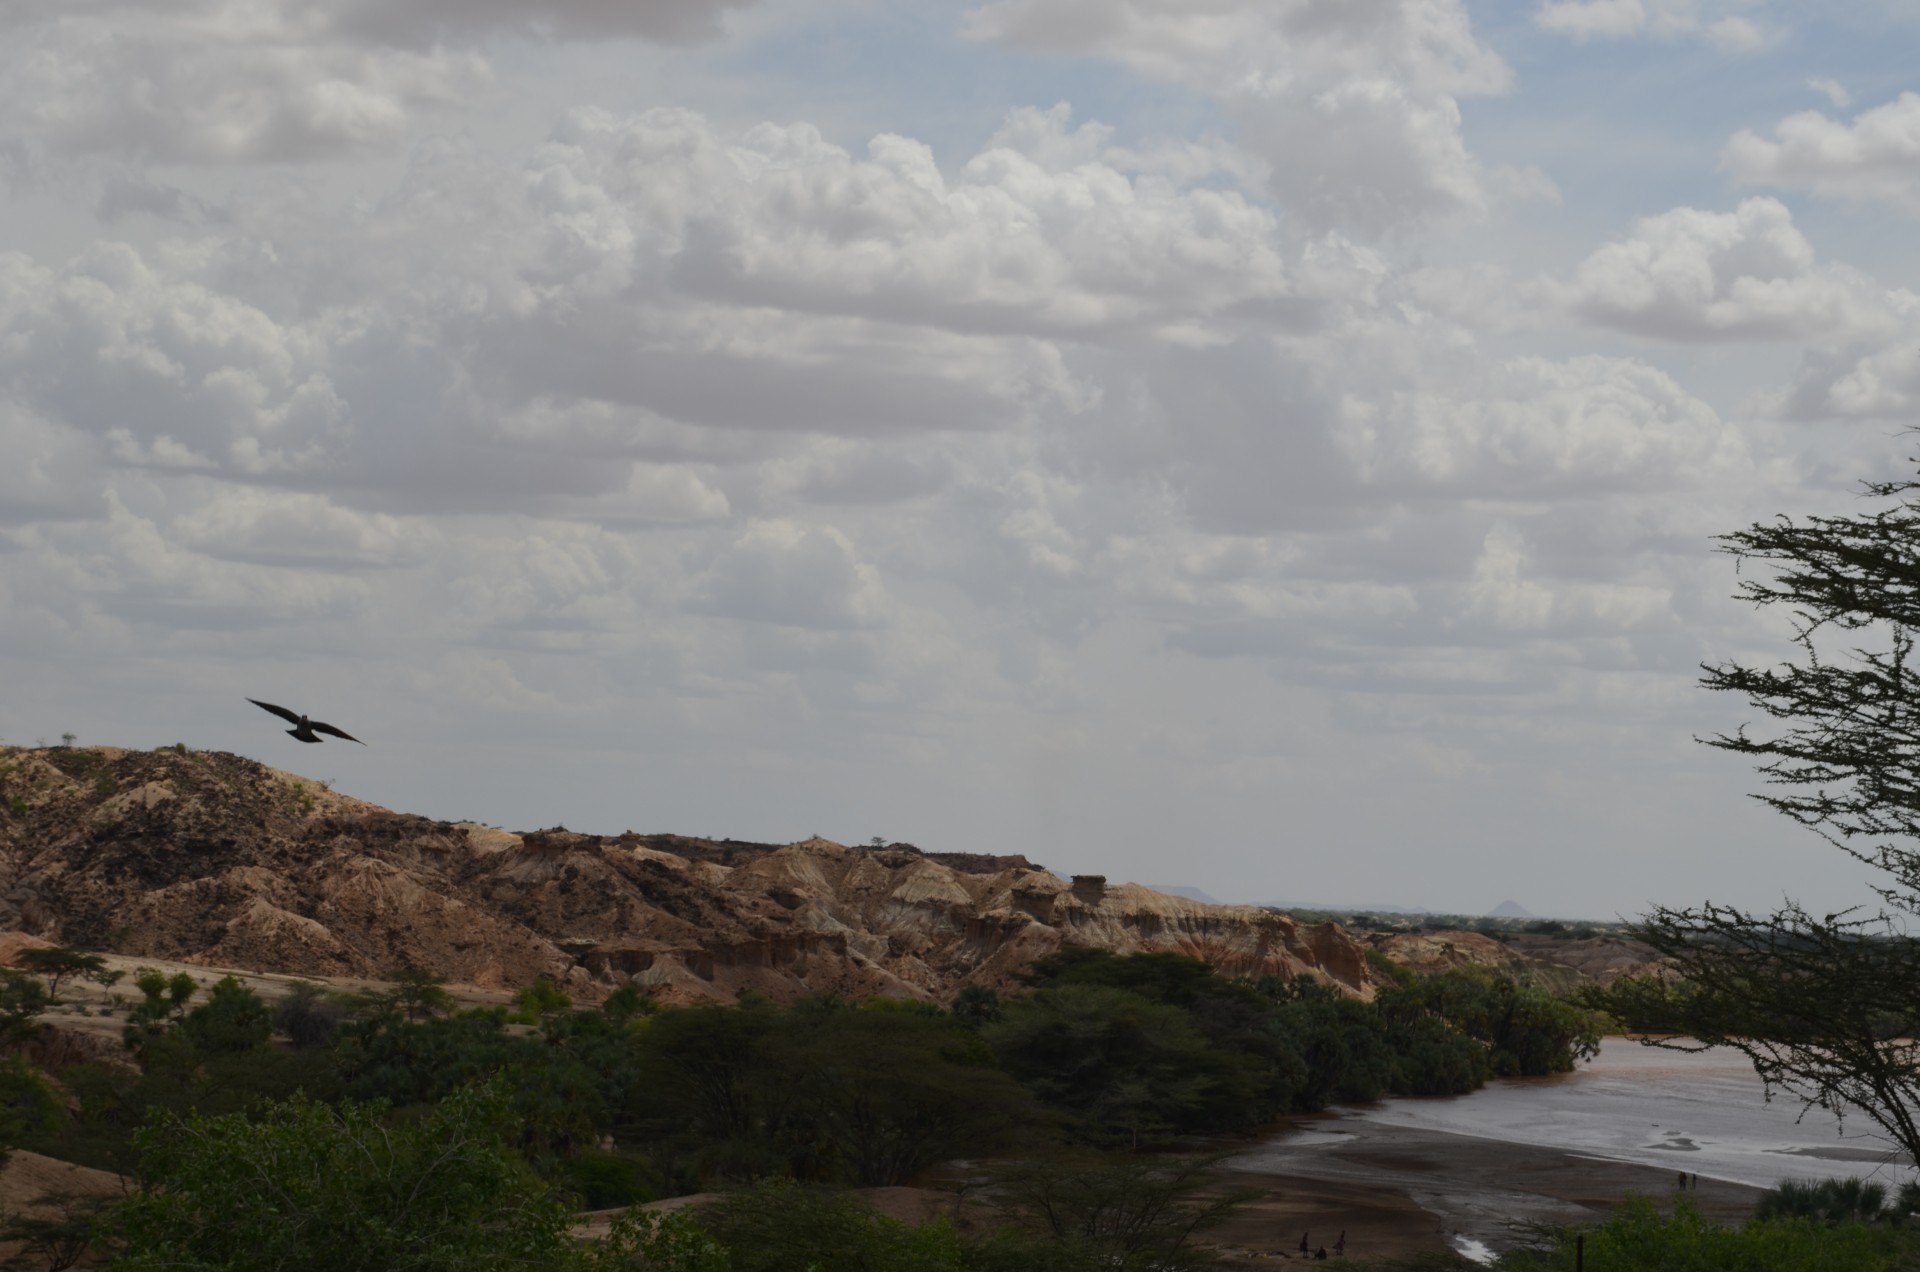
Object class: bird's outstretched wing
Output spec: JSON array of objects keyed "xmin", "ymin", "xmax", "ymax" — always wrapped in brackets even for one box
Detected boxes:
[
  {"xmin": 309, "ymin": 720, "xmax": 366, "ymax": 745},
  {"xmin": 248, "ymin": 698, "xmax": 303, "ymax": 725}
]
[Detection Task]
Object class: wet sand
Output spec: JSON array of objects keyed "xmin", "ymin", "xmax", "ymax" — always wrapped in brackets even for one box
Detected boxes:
[
  {"xmin": 1204, "ymin": 1115, "xmax": 1763, "ymax": 1265},
  {"xmin": 1205, "ymin": 1122, "xmax": 1758, "ymax": 1268}
]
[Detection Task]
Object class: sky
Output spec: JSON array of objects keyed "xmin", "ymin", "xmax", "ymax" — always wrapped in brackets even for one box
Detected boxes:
[{"xmin": 6, "ymin": 0, "xmax": 1920, "ymax": 920}]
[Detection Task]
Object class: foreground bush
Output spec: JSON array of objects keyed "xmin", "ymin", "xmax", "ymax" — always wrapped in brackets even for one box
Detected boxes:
[
  {"xmin": 577, "ymin": 1210, "xmax": 729, "ymax": 1272},
  {"xmin": 980, "ymin": 1151, "xmax": 1240, "ymax": 1271},
  {"xmin": 691, "ymin": 1179, "xmax": 965, "ymax": 1272},
  {"xmin": 1500, "ymin": 1196, "xmax": 1920, "ymax": 1272},
  {"xmin": 1754, "ymin": 1176, "xmax": 1920, "ymax": 1227},
  {"xmin": 111, "ymin": 1082, "xmax": 577, "ymax": 1271}
]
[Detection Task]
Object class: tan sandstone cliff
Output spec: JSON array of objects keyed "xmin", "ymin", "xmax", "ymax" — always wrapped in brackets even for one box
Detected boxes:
[{"xmin": 0, "ymin": 746, "xmax": 1375, "ymax": 1004}]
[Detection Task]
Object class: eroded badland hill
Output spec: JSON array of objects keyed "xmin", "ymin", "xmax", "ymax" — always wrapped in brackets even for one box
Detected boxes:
[{"xmin": 0, "ymin": 745, "xmax": 1395, "ymax": 1003}]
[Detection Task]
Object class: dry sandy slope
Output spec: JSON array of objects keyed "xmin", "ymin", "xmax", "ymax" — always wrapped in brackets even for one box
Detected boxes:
[
  {"xmin": 0, "ymin": 745, "xmax": 1378, "ymax": 1003},
  {"xmin": 0, "ymin": 1150, "xmax": 120, "ymax": 1268}
]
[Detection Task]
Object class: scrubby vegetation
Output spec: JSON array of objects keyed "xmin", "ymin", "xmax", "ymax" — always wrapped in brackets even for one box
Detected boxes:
[
  {"xmin": 1279, "ymin": 909, "xmax": 1629, "ymax": 942},
  {"xmin": 1495, "ymin": 1193, "xmax": 1920, "ymax": 1272},
  {"xmin": 988, "ymin": 948, "xmax": 1599, "ymax": 1143},
  {"xmin": 1331, "ymin": 1182, "xmax": 1920, "ymax": 1270},
  {"xmin": 0, "ymin": 946, "xmax": 1609, "ymax": 1266}
]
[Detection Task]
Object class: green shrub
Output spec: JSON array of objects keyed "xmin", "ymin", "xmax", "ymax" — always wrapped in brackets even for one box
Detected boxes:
[
  {"xmin": 563, "ymin": 1149, "xmax": 655, "ymax": 1210},
  {"xmin": 1754, "ymin": 1177, "xmax": 1891, "ymax": 1226},
  {"xmin": 1502, "ymin": 1196, "xmax": 1920, "ymax": 1272},
  {"xmin": 512, "ymin": 977, "xmax": 573, "ymax": 1025},
  {"xmin": 1364, "ymin": 948, "xmax": 1415, "ymax": 987},
  {"xmin": 274, "ymin": 982, "xmax": 344, "ymax": 1050},
  {"xmin": 579, "ymin": 1208, "xmax": 729, "ymax": 1271},
  {"xmin": 180, "ymin": 977, "xmax": 272, "ymax": 1055},
  {"xmin": 0, "ymin": 1055, "xmax": 64, "ymax": 1160},
  {"xmin": 0, "ymin": 970, "xmax": 52, "ymax": 1046},
  {"xmin": 951, "ymin": 985, "xmax": 1002, "ymax": 1029},
  {"xmin": 693, "ymin": 1179, "xmax": 964, "ymax": 1272}
]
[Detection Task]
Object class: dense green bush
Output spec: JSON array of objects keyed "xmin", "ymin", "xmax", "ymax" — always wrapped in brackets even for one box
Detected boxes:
[
  {"xmin": 1382, "ymin": 1012, "xmax": 1491, "ymax": 1097},
  {"xmin": 778, "ymin": 1000, "xmax": 1032, "ymax": 1185},
  {"xmin": 614, "ymin": 994, "xmax": 1033, "ymax": 1185},
  {"xmin": 986, "ymin": 984, "xmax": 1262, "ymax": 1142},
  {"xmin": 110, "ymin": 1082, "xmax": 577, "ymax": 1271},
  {"xmin": 1266, "ymin": 984, "xmax": 1399, "ymax": 1108},
  {"xmin": 1378, "ymin": 967, "xmax": 1603, "ymax": 1077}
]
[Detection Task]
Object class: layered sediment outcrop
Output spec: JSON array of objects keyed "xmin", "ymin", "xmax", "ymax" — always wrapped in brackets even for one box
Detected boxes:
[
  {"xmin": 0, "ymin": 746, "xmax": 1375, "ymax": 1003},
  {"xmin": 1366, "ymin": 928, "xmax": 1664, "ymax": 993}
]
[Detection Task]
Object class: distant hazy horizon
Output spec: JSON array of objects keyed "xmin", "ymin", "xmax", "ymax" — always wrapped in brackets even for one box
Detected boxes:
[{"xmin": 5, "ymin": 2, "xmax": 1919, "ymax": 919}]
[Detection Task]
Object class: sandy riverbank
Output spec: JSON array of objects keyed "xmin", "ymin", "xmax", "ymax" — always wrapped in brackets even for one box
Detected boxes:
[{"xmin": 1206, "ymin": 1114, "xmax": 1763, "ymax": 1265}]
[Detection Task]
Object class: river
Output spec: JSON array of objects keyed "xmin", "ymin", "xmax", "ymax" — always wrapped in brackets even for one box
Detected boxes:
[
  {"xmin": 1217, "ymin": 1038, "xmax": 1914, "ymax": 1261},
  {"xmin": 1345, "ymin": 1037, "xmax": 1911, "ymax": 1189}
]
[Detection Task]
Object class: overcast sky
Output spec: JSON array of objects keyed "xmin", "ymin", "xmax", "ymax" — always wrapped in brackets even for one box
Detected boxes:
[{"xmin": 8, "ymin": 0, "xmax": 1920, "ymax": 919}]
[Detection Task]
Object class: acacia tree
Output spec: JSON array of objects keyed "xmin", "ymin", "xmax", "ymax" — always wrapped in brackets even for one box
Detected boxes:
[
  {"xmin": 1612, "ymin": 468, "xmax": 1920, "ymax": 1164},
  {"xmin": 15, "ymin": 948, "xmax": 116, "ymax": 998}
]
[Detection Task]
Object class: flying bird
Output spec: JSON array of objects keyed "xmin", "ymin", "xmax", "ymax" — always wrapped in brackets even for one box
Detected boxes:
[{"xmin": 247, "ymin": 699, "xmax": 366, "ymax": 745}]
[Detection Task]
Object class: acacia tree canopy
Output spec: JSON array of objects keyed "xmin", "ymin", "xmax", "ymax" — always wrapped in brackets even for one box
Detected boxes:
[{"xmin": 1615, "ymin": 468, "xmax": 1920, "ymax": 1165}]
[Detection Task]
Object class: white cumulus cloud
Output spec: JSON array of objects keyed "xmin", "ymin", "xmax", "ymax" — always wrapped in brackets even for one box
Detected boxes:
[
  {"xmin": 0, "ymin": 0, "xmax": 757, "ymax": 165},
  {"xmin": 1561, "ymin": 198, "xmax": 1913, "ymax": 342},
  {"xmin": 964, "ymin": 0, "xmax": 1522, "ymax": 234},
  {"xmin": 1723, "ymin": 92, "xmax": 1920, "ymax": 211}
]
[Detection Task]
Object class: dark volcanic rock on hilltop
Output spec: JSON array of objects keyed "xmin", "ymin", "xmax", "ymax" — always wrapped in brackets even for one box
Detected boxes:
[{"xmin": 0, "ymin": 746, "xmax": 1375, "ymax": 1003}]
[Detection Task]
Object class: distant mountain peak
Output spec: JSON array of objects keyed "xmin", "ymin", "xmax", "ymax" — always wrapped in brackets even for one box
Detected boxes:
[{"xmin": 1487, "ymin": 899, "xmax": 1534, "ymax": 918}]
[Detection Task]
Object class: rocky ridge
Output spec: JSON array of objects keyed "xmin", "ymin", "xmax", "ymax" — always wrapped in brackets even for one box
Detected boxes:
[
  {"xmin": 1364, "ymin": 928, "xmax": 1664, "ymax": 994},
  {"xmin": 0, "ymin": 746, "xmax": 1376, "ymax": 1003}
]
